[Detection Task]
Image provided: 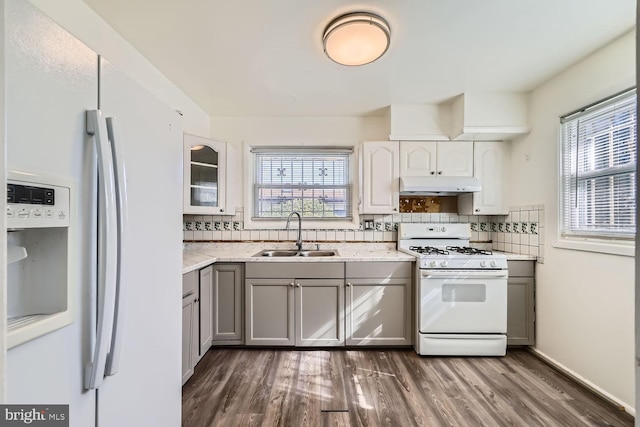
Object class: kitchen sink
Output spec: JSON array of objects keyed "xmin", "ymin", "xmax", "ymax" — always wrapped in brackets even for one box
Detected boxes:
[
  {"xmin": 255, "ymin": 250, "xmax": 299, "ymax": 257},
  {"xmin": 298, "ymin": 250, "xmax": 338, "ymax": 257},
  {"xmin": 253, "ymin": 249, "xmax": 339, "ymax": 257}
]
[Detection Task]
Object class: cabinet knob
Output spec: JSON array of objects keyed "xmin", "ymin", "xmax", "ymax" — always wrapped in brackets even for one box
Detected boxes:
[
  {"xmin": 346, "ymin": 282, "xmax": 352, "ymax": 287},
  {"xmin": 475, "ymin": 208, "xmax": 480, "ymax": 212},
  {"xmin": 295, "ymin": 283, "xmax": 301, "ymax": 288},
  {"xmin": 438, "ymin": 171, "xmax": 442, "ymax": 175},
  {"xmin": 393, "ymin": 208, "xmax": 398, "ymax": 211},
  {"xmin": 220, "ymin": 209, "xmax": 224, "ymax": 212},
  {"xmin": 430, "ymin": 171, "xmax": 435, "ymax": 175},
  {"xmin": 289, "ymin": 282, "xmax": 295, "ymax": 287}
]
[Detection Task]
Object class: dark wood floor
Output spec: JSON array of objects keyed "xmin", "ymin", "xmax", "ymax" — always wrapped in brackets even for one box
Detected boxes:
[{"xmin": 182, "ymin": 348, "xmax": 634, "ymax": 427}]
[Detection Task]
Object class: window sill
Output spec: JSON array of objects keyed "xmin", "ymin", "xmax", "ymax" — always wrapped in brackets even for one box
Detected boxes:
[{"xmin": 553, "ymin": 238, "xmax": 634, "ymax": 257}]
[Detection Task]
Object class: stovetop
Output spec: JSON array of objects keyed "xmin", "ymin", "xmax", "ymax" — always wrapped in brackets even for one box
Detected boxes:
[
  {"xmin": 399, "ymin": 245, "xmax": 508, "ymax": 270},
  {"xmin": 409, "ymin": 246, "xmax": 494, "ymax": 256},
  {"xmin": 396, "ymin": 223, "xmax": 508, "ymax": 270}
]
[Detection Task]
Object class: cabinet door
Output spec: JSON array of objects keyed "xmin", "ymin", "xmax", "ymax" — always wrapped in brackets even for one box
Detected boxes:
[
  {"xmin": 212, "ymin": 264, "xmax": 243, "ymax": 344},
  {"xmin": 199, "ymin": 265, "xmax": 213, "ymax": 356},
  {"xmin": 507, "ymin": 277, "xmax": 535, "ymax": 345},
  {"xmin": 436, "ymin": 141, "xmax": 473, "ymax": 177},
  {"xmin": 182, "ymin": 297, "xmax": 194, "ymax": 385},
  {"xmin": 345, "ymin": 278, "xmax": 411, "ymax": 346},
  {"xmin": 184, "ymin": 133, "xmax": 227, "ymax": 214},
  {"xmin": 245, "ymin": 279, "xmax": 295, "ymax": 346},
  {"xmin": 191, "ymin": 298, "xmax": 200, "ymax": 369},
  {"xmin": 399, "ymin": 141, "xmax": 437, "ymax": 177},
  {"xmin": 361, "ymin": 141, "xmax": 399, "ymax": 213},
  {"xmin": 460, "ymin": 141, "xmax": 507, "ymax": 215},
  {"xmin": 295, "ymin": 279, "xmax": 344, "ymax": 347}
]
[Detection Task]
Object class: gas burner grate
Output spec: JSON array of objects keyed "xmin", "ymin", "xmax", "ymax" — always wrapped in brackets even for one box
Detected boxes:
[
  {"xmin": 409, "ymin": 246, "xmax": 450, "ymax": 255},
  {"xmin": 445, "ymin": 246, "xmax": 493, "ymax": 255}
]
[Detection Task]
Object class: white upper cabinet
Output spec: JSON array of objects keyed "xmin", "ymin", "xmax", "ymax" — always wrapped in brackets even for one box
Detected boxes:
[
  {"xmin": 361, "ymin": 141, "xmax": 399, "ymax": 214},
  {"xmin": 184, "ymin": 133, "xmax": 227, "ymax": 214},
  {"xmin": 400, "ymin": 141, "xmax": 473, "ymax": 177},
  {"xmin": 399, "ymin": 141, "xmax": 436, "ymax": 176},
  {"xmin": 458, "ymin": 141, "xmax": 508, "ymax": 215}
]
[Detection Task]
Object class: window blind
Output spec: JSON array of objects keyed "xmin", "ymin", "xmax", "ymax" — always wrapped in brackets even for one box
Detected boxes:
[
  {"xmin": 560, "ymin": 88, "xmax": 637, "ymax": 238},
  {"xmin": 252, "ymin": 148, "xmax": 353, "ymax": 219}
]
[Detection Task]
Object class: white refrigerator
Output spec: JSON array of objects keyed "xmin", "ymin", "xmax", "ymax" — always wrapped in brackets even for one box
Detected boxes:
[{"xmin": 5, "ymin": 1, "xmax": 183, "ymax": 426}]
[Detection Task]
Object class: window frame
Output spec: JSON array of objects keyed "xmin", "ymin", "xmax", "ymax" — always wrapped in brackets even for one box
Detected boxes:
[
  {"xmin": 243, "ymin": 143, "xmax": 361, "ymax": 230},
  {"xmin": 556, "ymin": 88, "xmax": 636, "ymax": 257}
]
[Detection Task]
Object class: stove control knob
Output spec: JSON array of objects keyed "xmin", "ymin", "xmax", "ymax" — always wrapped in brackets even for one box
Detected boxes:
[
  {"xmin": 490, "ymin": 260, "xmax": 498, "ymax": 268},
  {"xmin": 480, "ymin": 261, "xmax": 487, "ymax": 268},
  {"xmin": 429, "ymin": 260, "xmax": 438, "ymax": 268},
  {"xmin": 440, "ymin": 261, "xmax": 448, "ymax": 268}
]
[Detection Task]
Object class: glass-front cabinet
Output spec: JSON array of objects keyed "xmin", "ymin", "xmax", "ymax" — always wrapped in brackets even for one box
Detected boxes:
[{"xmin": 184, "ymin": 133, "xmax": 227, "ymax": 214}]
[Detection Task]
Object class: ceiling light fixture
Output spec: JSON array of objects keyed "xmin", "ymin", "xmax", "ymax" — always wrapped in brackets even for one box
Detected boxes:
[{"xmin": 322, "ymin": 12, "xmax": 390, "ymax": 66}]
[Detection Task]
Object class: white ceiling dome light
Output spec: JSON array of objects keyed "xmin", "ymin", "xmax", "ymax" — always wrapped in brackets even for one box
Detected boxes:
[{"xmin": 322, "ymin": 12, "xmax": 391, "ymax": 66}]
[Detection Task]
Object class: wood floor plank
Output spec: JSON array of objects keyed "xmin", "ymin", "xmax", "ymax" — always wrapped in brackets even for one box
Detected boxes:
[{"xmin": 182, "ymin": 348, "xmax": 634, "ymax": 427}]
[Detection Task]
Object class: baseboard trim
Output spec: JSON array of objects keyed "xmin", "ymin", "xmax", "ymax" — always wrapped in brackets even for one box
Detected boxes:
[{"xmin": 527, "ymin": 347, "xmax": 635, "ymax": 417}]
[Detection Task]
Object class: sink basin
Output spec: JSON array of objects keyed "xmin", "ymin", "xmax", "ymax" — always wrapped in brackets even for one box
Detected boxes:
[
  {"xmin": 298, "ymin": 250, "xmax": 338, "ymax": 257},
  {"xmin": 253, "ymin": 249, "xmax": 339, "ymax": 257},
  {"xmin": 256, "ymin": 250, "xmax": 299, "ymax": 257}
]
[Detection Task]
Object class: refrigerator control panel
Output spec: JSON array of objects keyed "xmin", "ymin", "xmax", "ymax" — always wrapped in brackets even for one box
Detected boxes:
[{"xmin": 7, "ymin": 179, "xmax": 70, "ymax": 228}]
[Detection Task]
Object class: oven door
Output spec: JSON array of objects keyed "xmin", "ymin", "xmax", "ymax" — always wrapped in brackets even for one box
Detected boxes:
[{"xmin": 419, "ymin": 269, "xmax": 508, "ymax": 333}]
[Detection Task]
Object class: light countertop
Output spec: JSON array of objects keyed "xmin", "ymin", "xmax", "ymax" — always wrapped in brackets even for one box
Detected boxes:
[
  {"xmin": 498, "ymin": 252, "xmax": 538, "ymax": 261},
  {"xmin": 183, "ymin": 242, "xmax": 415, "ymax": 274},
  {"xmin": 182, "ymin": 250, "xmax": 217, "ymax": 274},
  {"xmin": 183, "ymin": 243, "xmax": 537, "ymax": 274}
]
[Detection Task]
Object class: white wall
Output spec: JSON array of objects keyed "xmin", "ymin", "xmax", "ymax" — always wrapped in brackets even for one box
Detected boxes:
[
  {"xmin": 509, "ymin": 30, "xmax": 636, "ymax": 412},
  {"xmin": 210, "ymin": 115, "xmax": 388, "ymax": 212},
  {"xmin": 26, "ymin": 0, "xmax": 210, "ymax": 136}
]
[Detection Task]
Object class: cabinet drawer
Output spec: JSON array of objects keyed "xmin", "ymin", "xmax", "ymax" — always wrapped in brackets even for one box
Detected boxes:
[
  {"xmin": 508, "ymin": 260, "xmax": 534, "ymax": 277},
  {"xmin": 182, "ymin": 270, "xmax": 199, "ymax": 297},
  {"xmin": 245, "ymin": 262, "xmax": 344, "ymax": 279},
  {"xmin": 346, "ymin": 262, "xmax": 412, "ymax": 278}
]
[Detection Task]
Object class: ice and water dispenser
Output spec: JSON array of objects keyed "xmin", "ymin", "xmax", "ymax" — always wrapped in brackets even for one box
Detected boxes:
[{"xmin": 7, "ymin": 171, "xmax": 74, "ymax": 348}]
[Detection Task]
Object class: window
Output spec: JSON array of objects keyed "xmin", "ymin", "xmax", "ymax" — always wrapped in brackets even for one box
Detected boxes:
[
  {"xmin": 560, "ymin": 88, "xmax": 636, "ymax": 240},
  {"xmin": 252, "ymin": 148, "xmax": 353, "ymax": 220}
]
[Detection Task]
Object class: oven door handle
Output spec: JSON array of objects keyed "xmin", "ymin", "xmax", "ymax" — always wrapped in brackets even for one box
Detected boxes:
[{"xmin": 421, "ymin": 270, "xmax": 508, "ymax": 279}]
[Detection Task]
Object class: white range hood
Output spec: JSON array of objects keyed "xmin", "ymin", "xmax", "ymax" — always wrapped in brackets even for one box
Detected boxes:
[{"xmin": 400, "ymin": 176, "xmax": 482, "ymax": 195}]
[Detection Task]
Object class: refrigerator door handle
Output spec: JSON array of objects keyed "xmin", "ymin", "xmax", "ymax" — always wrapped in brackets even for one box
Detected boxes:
[
  {"xmin": 84, "ymin": 110, "xmax": 118, "ymax": 390},
  {"xmin": 104, "ymin": 116, "xmax": 128, "ymax": 377}
]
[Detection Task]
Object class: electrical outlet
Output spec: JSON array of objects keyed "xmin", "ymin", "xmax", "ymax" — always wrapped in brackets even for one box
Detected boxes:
[{"xmin": 364, "ymin": 220, "xmax": 374, "ymax": 230}]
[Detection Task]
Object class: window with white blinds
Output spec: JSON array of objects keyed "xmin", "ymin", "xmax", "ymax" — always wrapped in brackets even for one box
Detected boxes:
[
  {"xmin": 560, "ymin": 88, "xmax": 637, "ymax": 239},
  {"xmin": 252, "ymin": 148, "xmax": 352, "ymax": 219}
]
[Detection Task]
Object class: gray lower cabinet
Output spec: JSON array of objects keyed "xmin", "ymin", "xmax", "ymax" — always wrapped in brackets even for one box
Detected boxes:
[
  {"xmin": 345, "ymin": 262, "xmax": 413, "ymax": 346},
  {"xmin": 245, "ymin": 279, "xmax": 295, "ymax": 346},
  {"xmin": 507, "ymin": 260, "xmax": 535, "ymax": 346},
  {"xmin": 211, "ymin": 263, "xmax": 244, "ymax": 345},
  {"xmin": 182, "ymin": 270, "xmax": 199, "ymax": 385},
  {"xmin": 245, "ymin": 262, "xmax": 344, "ymax": 347},
  {"xmin": 199, "ymin": 265, "xmax": 213, "ymax": 353},
  {"xmin": 296, "ymin": 279, "xmax": 344, "ymax": 346}
]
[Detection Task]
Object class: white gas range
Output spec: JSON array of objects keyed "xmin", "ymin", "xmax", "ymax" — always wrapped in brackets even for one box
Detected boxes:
[{"xmin": 397, "ymin": 223, "xmax": 508, "ymax": 356}]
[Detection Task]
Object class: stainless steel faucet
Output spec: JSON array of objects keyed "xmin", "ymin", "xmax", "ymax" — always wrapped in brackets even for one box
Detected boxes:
[{"xmin": 286, "ymin": 211, "xmax": 302, "ymax": 251}]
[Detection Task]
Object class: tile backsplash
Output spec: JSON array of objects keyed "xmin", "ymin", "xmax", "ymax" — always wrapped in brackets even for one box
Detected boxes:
[
  {"xmin": 183, "ymin": 205, "xmax": 544, "ymax": 261},
  {"xmin": 491, "ymin": 205, "xmax": 545, "ymax": 263}
]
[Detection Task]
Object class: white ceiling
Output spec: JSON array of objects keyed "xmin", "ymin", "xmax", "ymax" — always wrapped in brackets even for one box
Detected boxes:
[{"xmin": 82, "ymin": 0, "xmax": 635, "ymax": 117}]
